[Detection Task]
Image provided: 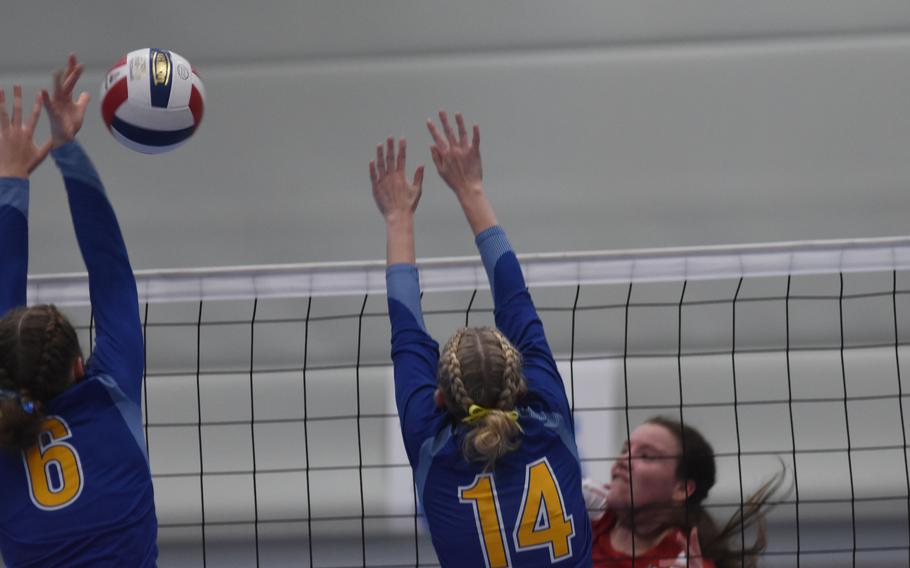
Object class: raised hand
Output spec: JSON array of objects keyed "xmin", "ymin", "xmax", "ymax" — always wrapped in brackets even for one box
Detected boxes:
[
  {"xmin": 0, "ymin": 86, "xmax": 52, "ymax": 178},
  {"xmin": 426, "ymin": 110, "xmax": 482, "ymax": 198},
  {"xmin": 370, "ymin": 137, "xmax": 424, "ymax": 223},
  {"xmin": 41, "ymin": 54, "xmax": 91, "ymax": 149}
]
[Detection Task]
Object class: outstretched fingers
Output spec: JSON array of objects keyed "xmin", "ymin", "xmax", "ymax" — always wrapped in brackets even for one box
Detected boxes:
[
  {"xmin": 11, "ymin": 85, "xmax": 22, "ymax": 129},
  {"xmin": 455, "ymin": 113, "xmax": 468, "ymax": 147},
  {"xmin": 369, "ymin": 160, "xmax": 379, "ymax": 190},
  {"xmin": 40, "ymin": 89, "xmax": 55, "ymax": 116},
  {"xmin": 438, "ymin": 110, "xmax": 458, "ymax": 147},
  {"xmin": 396, "ymin": 138, "xmax": 407, "ymax": 172},
  {"xmin": 61, "ymin": 62, "xmax": 84, "ymax": 97},
  {"xmin": 52, "ymin": 69, "xmax": 64, "ymax": 99},
  {"xmin": 0, "ymin": 89, "xmax": 8, "ymax": 133},
  {"xmin": 76, "ymin": 91, "xmax": 91, "ymax": 112},
  {"xmin": 385, "ymin": 137, "xmax": 395, "ymax": 175},
  {"xmin": 426, "ymin": 117, "xmax": 446, "ymax": 151},
  {"xmin": 412, "ymin": 164, "xmax": 424, "ymax": 190},
  {"xmin": 375, "ymin": 137, "xmax": 402, "ymax": 180},
  {"xmin": 25, "ymin": 93, "xmax": 42, "ymax": 135},
  {"xmin": 375, "ymin": 142, "xmax": 386, "ymax": 177}
]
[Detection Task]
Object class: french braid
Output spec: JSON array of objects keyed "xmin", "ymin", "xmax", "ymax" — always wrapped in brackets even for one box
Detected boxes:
[
  {"xmin": 437, "ymin": 327, "xmax": 527, "ymax": 469},
  {"xmin": 0, "ymin": 305, "xmax": 80, "ymax": 450}
]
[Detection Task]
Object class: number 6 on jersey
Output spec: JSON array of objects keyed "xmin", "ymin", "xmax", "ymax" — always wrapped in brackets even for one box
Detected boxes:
[{"xmin": 22, "ymin": 416, "xmax": 84, "ymax": 510}]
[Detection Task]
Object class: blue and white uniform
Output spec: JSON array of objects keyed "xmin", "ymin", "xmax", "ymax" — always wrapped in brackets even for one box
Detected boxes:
[
  {"xmin": 387, "ymin": 225, "xmax": 592, "ymax": 568},
  {"xmin": 0, "ymin": 141, "xmax": 158, "ymax": 567}
]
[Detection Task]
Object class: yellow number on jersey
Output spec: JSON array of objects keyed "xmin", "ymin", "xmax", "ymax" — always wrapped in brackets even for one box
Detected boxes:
[
  {"xmin": 23, "ymin": 416, "xmax": 84, "ymax": 510},
  {"xmin": 459, "ymin": 474, "xmax": 512, "ymax": 568},
  {"xmin": 458, "ymin": 457, "xmax": 576, "ymax": 566},
  {"xmin": 513, "ymin": 458, "xmax": 576, "ymax": 561}
]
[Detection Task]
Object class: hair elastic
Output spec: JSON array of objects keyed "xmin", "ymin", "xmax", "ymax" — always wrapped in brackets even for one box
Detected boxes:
[{"xmin": 461, "ymin": 404, "xmax": 523, "ymax": 432}]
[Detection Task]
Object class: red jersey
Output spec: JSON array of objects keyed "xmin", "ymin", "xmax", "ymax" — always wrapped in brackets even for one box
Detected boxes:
[{"xmin": 592, "ymin": 512, "xmax": 716, "ymax": 568}]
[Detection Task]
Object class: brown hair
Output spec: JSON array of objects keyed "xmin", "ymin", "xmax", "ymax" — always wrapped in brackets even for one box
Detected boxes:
[
  {"xmin": 437, "ymin": 327, "xmax": 527, "ymax": 469},
  {"xmin": 0, "ymin": 305, "xmax": 81, "ymax": 451},
  {"xmin": 647, "ymin": 416, "xmax": 785, "ymax": 568}
]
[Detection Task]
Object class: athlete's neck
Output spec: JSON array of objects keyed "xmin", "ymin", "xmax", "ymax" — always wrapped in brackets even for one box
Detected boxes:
[{"xmin": 609, "ymin": 511, "xmax": 673, "ymax": 556}]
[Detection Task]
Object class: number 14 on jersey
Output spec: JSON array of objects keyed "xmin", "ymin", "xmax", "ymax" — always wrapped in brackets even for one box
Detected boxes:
[{"xmin": 458, "ymin": 457, "xmax": 576, "ymax": 567}]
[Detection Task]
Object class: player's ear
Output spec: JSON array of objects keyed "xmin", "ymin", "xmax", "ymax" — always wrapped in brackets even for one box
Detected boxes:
[
  {"xmin": 434, "ymin": 388, "xmax": 445, "ymax": 408},
  {"xmin": 71, "ymin": 356, "xmax": 85, "ymax": 382}
]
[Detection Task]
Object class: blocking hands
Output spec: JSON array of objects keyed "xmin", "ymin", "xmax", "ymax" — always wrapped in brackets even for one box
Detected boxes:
[
  {"xmin": 426, "ymin": 110, "xmax": 482, "ymax": 199},
  {"xmin": 370, "ymin": 137, "xmax": 425, "ymax": 223},
  {"xmin": 41, "ymin": 54, "xmax": 90, "ymax": 149},
  {"xmin": 369, "ymin": 110, "xmax": 495, "ymax": 238},
  {"xmin": 0, "ymin": 86, "xmax": 51, "ymax": 178}
]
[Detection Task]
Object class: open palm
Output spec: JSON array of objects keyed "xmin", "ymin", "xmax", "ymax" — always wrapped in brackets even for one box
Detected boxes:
[
  {"xmin": 0, "ymin": 86, "xmax": 51, "ymax": 177},
  {"xmin": 42, "ymin": 54, "xmax": 90, "ymax": 148},
  {"xmin": 370, "ymin": 137, "xmax": 424, "ymax": 222},
  {"xmin": 427, "ymin": 111, "xmax": 482, "ymax": 196}
]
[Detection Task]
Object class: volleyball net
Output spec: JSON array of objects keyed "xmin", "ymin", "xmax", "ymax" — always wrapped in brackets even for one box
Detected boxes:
[{"xmin": 25, "ymin": 236, "xmax": 910, "ymax": 568}]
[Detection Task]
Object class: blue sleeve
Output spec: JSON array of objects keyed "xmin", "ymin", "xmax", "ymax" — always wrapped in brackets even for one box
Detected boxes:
[
  {"xmin": 475, "ymin": 225, "xmax": 573, "ymax": 423},
  {"xmin": 0, "ymin": 177, "xmax": 29, "ymax": 315},
  {"xmin": 52, "ymin": 141, "xmax": 144, "ymax": 405},
  {"xmin": 387, "ymin": 264, "xmax": 447, "ymax": 466}
]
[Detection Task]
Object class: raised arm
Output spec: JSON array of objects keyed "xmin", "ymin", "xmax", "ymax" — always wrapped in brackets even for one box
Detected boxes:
[
  {"xmin": 44, "ymin": 55, "xmax": 143, "ymax": 404},
  {"xmin": 427, "ymin": 111, "xmax": 570, "ymax": 417},
  {"xmin": 0, "ymin": 86, "xmax": 51, "ymax": 314},
  {"xmin": 370, "ymin": 137, "xmax": 444, "ymax": 463}
]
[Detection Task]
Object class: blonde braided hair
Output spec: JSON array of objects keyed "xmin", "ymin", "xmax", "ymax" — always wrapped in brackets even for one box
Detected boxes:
[
  {"xmin": 490, "ymin": 329, "xmax": 523, "ymax": 410},
  {"xmin": 437, "ymin": 327, "xmax": 527, "ymax": 469}
]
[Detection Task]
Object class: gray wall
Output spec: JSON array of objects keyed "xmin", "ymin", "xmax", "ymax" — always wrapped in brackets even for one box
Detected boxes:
[
  {"xmin": 3, "ymin": 1, "xmax": 910, "ymax": 274},
  {"xmin": 2, "ymin": 2, "xmax": 910, "ymax": 566}
]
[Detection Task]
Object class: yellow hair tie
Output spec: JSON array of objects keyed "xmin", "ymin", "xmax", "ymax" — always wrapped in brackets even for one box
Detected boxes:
[{"xmin": 462, "ymin": 404, "xmax": 523, "ymax": 432}]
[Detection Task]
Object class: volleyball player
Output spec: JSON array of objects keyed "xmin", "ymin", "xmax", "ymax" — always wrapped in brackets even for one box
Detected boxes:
[
  {"xmin": 0, "ymin": 55, "xmax": 158, "ymax": 567},
  {"xmin": 583, "ymin": 417, "xmax": 782, "ymax": 568},
  {"xmin": 370, "ymin": 110, "xmax": 592, "ymax": 566}
]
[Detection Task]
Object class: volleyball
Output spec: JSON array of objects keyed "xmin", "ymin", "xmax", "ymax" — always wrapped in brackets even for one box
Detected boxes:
[{"xmin": 100, "ymin": 48, "xmax": 205, "ymax": 154}]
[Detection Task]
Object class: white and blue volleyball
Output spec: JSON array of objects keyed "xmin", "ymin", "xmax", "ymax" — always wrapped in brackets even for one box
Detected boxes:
[{"xmin": 101, "ymin": 49, "xmax": 205, "ymax": 154}]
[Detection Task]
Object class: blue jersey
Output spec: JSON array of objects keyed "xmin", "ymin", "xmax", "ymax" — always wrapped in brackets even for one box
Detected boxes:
[
  {"xmin": 387, "ymin": 226, "xmax": 592, "ymax": 568},
  {"xmin": 0, "ymin": 142, "xmax": 158, "ymax": 567}
]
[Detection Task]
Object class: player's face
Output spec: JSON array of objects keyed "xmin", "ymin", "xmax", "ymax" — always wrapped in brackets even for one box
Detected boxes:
[{"xmin": 606, "ymin": 422, "xmax": 689, "ymax": 511}]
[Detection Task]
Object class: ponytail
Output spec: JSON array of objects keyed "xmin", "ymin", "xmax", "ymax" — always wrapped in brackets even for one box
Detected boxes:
[
  {"xmin": 463, "ymin": 409, "xmax": 523, "ymax": 470},
  {"xmin": 0, "ymin": 305, "xmax": 80, "ymax": 451},
  {"xmin": 0, "ymin": 387, "xmax": 44, "ymax": 451},
  {"xmin": 438, "ymin": 327, "xmax": 528, "ymax": 470}
]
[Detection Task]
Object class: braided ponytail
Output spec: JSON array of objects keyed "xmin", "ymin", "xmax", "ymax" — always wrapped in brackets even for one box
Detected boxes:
[
  {"xmin": 437, "ymin": 327, "xmax": 527, "ymax": 469},
  {"xmin": 31, "ymin": 306, "xmax": 80, "ymax": 401},
  {"xmin": 0, "ymin": 305, "xmax": 80, "ymax": 451},
  {"xmin": 491, "ymin": 329, "xmax": 523, "ymax": 410},
  {"xmin": 439, "ymin": 328, "xmax": 473, "ymax": 410},
  {"xmin": 0, "ymin": 366, "xmax": 43, "ymax": 451}
]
